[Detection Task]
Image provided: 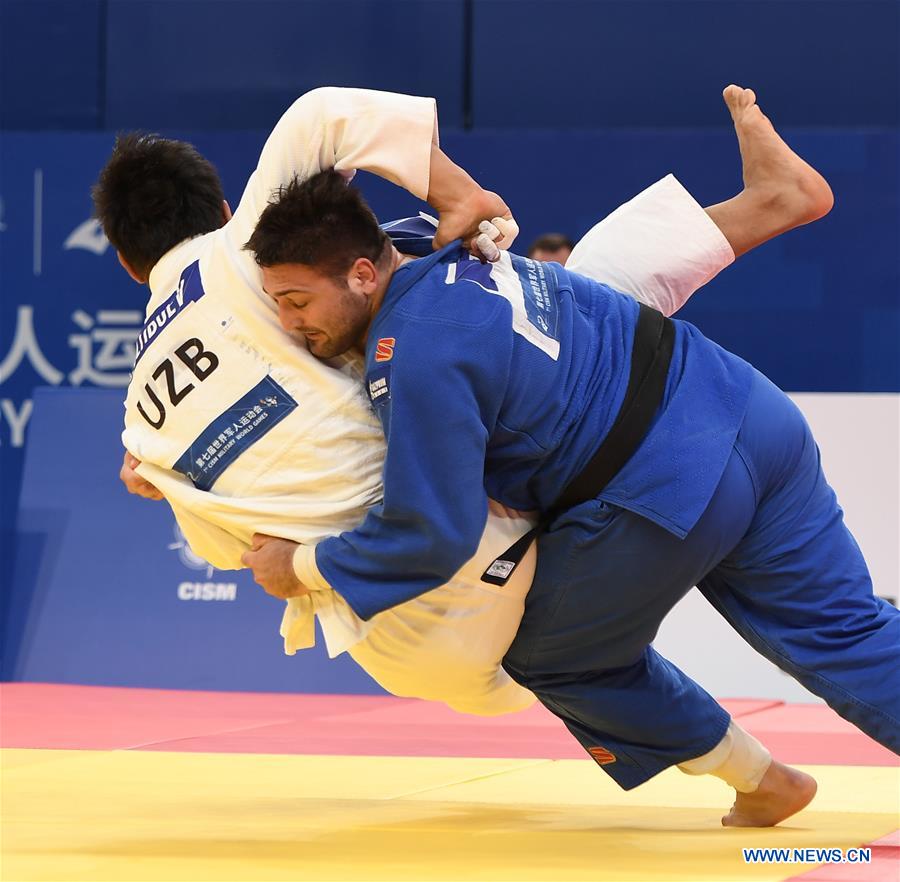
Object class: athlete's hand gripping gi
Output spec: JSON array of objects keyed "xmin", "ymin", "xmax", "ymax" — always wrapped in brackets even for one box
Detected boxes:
[
  {"xmin": 423, "ymin": 142, "xmax": 518, "ymax": 256},
  {"xmin": 242, "ymin": 534, "xmax": 307, "ymax": 599}
]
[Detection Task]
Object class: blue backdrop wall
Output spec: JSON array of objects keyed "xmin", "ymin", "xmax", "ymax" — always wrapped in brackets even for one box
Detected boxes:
[
  {"xmin": 2, "ymin": 1, "xmax": 898, "ymax": 130},
  {"xmin": 1, "ymin": 0, "xmax": 897, "ymax": 687}
]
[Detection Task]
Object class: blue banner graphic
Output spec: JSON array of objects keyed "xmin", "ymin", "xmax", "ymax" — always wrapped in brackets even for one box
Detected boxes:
[{"xmin": 173, "ymin": 376, "xmax": 298, "ymax": 490}]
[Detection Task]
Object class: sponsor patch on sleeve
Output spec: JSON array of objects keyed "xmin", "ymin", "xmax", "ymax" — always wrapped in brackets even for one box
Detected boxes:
[
  {"xmin": 367, "ymin": 364, "xmax": 392, "ymax": 408},
  {"xmin": 375, "ymin": 337, "xmax": 396, "ymax": 362}
]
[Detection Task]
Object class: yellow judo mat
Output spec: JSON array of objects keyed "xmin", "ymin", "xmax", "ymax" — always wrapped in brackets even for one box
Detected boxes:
[{"xmin": 3, "ymin": 747, "xmax": 898, "ymax": 882}]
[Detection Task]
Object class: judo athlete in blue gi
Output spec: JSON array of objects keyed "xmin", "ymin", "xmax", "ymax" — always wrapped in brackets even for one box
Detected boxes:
[{"xmin": 243, "ymin": 138, "xmax": 898, "ymax": 830}]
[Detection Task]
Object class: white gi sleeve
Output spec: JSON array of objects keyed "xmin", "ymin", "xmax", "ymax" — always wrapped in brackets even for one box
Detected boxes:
[
  {"xmin": 293, "ymin": 542, "xmax": 330, "ymax": 590},
  {"xmin": 226, "ymin": 86, "xmax": 438, "ymax": 252}
]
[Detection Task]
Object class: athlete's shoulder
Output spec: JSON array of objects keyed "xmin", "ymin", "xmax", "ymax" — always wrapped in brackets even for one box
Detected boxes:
[
  {"xmin": 366, "ymin": 251, "xmax": 515, "ymax": 372},
  {"xmin": 386, "ymin": 248, "xmax": 509, "ymax": 332}
]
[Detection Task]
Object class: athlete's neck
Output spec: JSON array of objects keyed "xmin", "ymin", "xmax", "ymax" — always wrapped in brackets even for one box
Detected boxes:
[{"xmin": 355, "ymin": 246, "xmax": 414, "ymax": 351}]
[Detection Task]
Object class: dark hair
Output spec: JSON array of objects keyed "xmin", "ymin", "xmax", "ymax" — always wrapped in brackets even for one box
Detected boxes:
[
  {"xmin": 92, "ymin": 133, "xmax": 225, "ymax": 277},
  {"xmin": 527, "ymin": 232, "xmax": 575, "ymax": 257},
  {"xmin": 245, "ymin": 170, "xmax": 389, "ymax": 276}
]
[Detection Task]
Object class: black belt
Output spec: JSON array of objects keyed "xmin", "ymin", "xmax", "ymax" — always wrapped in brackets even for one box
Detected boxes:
[{"xmin": 481, "ymin": 303, "xmax": 676, "ymax": 586}]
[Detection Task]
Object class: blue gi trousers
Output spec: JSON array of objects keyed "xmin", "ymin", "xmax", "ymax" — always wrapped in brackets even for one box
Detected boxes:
[{"xmin": 503, "ymin": 369, "xmax": 900, "ymax": 789}]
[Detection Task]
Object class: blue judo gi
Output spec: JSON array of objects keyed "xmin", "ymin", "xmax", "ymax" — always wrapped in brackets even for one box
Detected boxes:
[{"xmin": 312, "ymin": 235, "xmax": 900, "ymax": 788}]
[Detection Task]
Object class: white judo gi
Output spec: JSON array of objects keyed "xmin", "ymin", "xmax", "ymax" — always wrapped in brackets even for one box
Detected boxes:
[{"xmin": 123, "ymin": 87, "xmax": 734, "ymax": 715}]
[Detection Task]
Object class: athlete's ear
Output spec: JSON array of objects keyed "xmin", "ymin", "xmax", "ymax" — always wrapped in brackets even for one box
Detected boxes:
[
  {"xmin": 117, "ymin": 251, "xmax": 147, "ymax": 285},
  {"xmin": 348, "ymin": 257, "xmax": 378, "ymax": 295},
  {"xmin": 222, "ymin": 200, "xmax": 233, "ymax": 223}
]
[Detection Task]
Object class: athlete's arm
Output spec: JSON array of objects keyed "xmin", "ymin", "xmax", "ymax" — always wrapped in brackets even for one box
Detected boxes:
[
  {"xmin": 227, "ymin": 86, "xmax": 515, "ymax": 257},
  {"xmin": 426, "ymin": 146, "xmax": 517, "ymax": 252},
  {"xmin": 292, "ymin": 307, "xmax": 512, "ymax": 621}
]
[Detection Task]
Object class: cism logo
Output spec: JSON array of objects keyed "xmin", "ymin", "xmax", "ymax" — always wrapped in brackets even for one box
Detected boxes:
[
  {"xmin": 178, "ymin": 582, "xmax": 237, "ymax": 602},
  {"xmin": 168, "ymin": 522, "xmax": 238, "ymax": 602}
]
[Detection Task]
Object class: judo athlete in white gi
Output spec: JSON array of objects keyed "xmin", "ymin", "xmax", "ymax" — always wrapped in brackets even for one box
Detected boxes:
[
  {"xmin": 103, "ymin": 86, "xmax": 533, "ymax": 714},
  {"xmin": 241, "ymin": 89, "xmax": 899, "ymax": 827},
  {"xmin": 104, "ymin": 84, "xmax": 754, "ymax": 717}
]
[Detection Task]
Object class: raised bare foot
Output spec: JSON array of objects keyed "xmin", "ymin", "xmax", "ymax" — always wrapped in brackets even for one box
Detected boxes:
[
  {"xmin": 722, "ymin": 760, "xmax": 818, "ymax": 827},
  {"xmin": 723, "ymin": 84, "xmax": 834, "ymax": 230}
]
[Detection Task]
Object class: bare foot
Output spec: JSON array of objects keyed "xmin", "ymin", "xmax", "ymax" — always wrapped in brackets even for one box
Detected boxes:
[
  {"xmin": 706, "ymin": 85, "xmax": 834, "ymax": 257},
  {"xmin": 724, "ymin": 83, "xmax": 834, "ymax": 229},
  {"xmin": 722, "ymin": 760, "xmax": 818, "ymax": 827}
]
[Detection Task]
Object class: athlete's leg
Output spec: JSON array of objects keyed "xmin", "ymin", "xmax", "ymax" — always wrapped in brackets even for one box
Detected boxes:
[
  {"xmin": 503, "ymin": 435, "xmax": 822, "ymax": 822},
  {"xmin": 699, "ymin": 370, "xmax": 900, "ymax": 753},
  {"xmin": 503, "ymin": 449, "xmax": 760, "ymax": 791},
  {"xmin": 566, "ymin": 175, "xmax": 733, "ymax": 317},
  {"xmin": 567, "ymin": 86, "xmax": 832, "ymax": 316}
]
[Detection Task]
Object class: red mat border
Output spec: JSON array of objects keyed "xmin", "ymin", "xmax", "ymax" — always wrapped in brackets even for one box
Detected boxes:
[{"xmin": 2, "ymin": 683, "xmax": 896, "ymax": 766}]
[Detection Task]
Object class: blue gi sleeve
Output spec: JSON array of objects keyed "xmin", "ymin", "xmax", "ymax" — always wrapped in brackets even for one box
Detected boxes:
[{"xmin": 313, "ymin": 306, "xmax": 512, "ymax": 620}]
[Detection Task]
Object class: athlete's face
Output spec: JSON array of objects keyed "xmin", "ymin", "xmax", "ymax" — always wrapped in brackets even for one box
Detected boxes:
[{"xmin": 262, "ymin": 262, "xmax": 372, "ymax": 359}]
